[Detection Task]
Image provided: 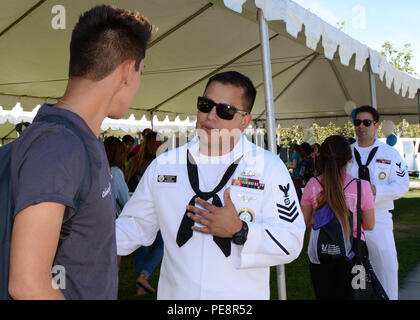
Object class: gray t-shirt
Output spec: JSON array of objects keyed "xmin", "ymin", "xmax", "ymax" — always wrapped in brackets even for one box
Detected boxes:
[{"xmin": 11, "ymin": 104, "xmax": 118, "ymax": 300}]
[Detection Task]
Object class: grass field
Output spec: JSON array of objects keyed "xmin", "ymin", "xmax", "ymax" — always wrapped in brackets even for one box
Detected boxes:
[{"xmin": 117, "ymin": 190, "xmax": 420, "ymax": 300}]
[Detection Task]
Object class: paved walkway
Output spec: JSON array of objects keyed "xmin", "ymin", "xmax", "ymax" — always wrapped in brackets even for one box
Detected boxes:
[
  {"xmin": 398, "ymin": 180, "xmax": 420, "ymax": 300},
  {"xmin": 399, "ymin": 263, "xmax": 420, "ymax": 300}
]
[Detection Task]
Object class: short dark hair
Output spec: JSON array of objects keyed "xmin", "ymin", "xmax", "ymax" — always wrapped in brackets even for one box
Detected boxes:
[
  {"xmin": 69, "ymin": 5, "xmax": 152, "ymax": 81},
  {"xmin": 355, "ymin": 105, "xmax": 380, "ymax": 122},
  {"xmin": 122, "ymin": 135, "xmax": 135, "ymax": 144},
  {"xmin": 204, "ymin": 71, "xmax": 257, "ymax": 112}
]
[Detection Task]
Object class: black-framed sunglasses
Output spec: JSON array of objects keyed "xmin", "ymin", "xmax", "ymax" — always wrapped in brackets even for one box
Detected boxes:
[
  {"xmin": 353, "ymin": 119, "xmax": 376, "ymax": 127},
  {"xmin": 197, "ymin": 96, "xmax": 249, "ymax": 120}
]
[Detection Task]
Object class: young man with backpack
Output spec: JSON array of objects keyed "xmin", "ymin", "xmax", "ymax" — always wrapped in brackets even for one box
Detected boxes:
[{"xmin": 6, "ymin": 5, "xmax": 152, "ymax": 299}]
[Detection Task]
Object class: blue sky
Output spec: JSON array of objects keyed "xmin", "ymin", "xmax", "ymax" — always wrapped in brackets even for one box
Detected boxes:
[{"xmin": 292, "ymin": 0, "xmax": 420, "ymax": 76}]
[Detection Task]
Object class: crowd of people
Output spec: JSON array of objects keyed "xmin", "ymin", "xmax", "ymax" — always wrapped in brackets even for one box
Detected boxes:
[
  {"xmin": 104, "ymin": 129, "xmax": 164, "ymax": 296},
  {"xmin": 286, "ymin": 142, "xmax": 319, "ymax": 201},
  {"xmin": 5, "ymin": 4, "xmax": 410, "ymax": 301}
]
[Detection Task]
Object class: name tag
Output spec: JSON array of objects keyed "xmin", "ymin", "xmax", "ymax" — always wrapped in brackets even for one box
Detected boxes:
[{"xmin": 157, "ymin": 175, "xmax": 177, "ymax": 183}]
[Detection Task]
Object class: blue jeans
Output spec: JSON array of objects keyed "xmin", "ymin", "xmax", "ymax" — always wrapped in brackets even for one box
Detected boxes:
[{"xmin": 134, "ymin": 231, "xmax": 163, "ymax": 279}]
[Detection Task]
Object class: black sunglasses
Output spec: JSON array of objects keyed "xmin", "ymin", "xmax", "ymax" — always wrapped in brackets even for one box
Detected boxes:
[
  {"xmin": 353, "ymin": 119, "xmax": 376, "ymax": 127},
  {"xmin": 197, "ymin": 96, "xmax": 249, "ymax": 120}
]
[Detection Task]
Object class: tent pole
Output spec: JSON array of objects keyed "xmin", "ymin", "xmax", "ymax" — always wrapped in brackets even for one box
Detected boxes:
[
  {"xmin": 255, "ymin": 52, "xmax": 318, "ymax": 90},
  {"xmin": 255, "ymin": 53, "xmax": 318, "ymax": 121},
  {"xmin": 0, "ymin": 0, "xmax": 47, "ymax": 38},
  {"xmin": 258, "ymin": 8, "xmax": 287, "ymax": 301},
  {"xmin": 329, "ymin": 60, "xmax": 352, "ymax": 101},
  {"xmin": 258, "ymin": 9, "xmax": 276, "ymax": 152},
  {"xmin": 147, "ymin": 3, "xmax": 213, "ymax": 49},
  {"xmin": 274, "ymin": 53, "xmax": 318, "ymax": 103},
  {"xmin": 368, "ymin": 60, "xmax": 377, "ymax": 109}
]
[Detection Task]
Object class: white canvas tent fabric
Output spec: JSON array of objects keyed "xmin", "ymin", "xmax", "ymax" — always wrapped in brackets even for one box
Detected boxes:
[
  {"xmin": 0, "ymin": 103, "xmax": 196, "ymax": 138},
  {"xmin": 0, "ymin": 0, "xmax": 419, "ymax": 129},
  {"xmin": 1, "ymin": 0, "xmax": 419, "ymax": 299}
]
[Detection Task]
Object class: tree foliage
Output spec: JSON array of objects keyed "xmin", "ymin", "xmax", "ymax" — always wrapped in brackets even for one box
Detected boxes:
[
  {"xmin": 277, "ymin": 120, "xmax": 419, "ymax": 149},
  {"xmin": 381, "ymin": 41, "xmax": 418, "ymax": 77}
]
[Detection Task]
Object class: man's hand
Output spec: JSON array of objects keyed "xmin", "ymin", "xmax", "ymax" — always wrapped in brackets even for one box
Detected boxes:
[
  {"xmin": 371, "ymin": 184, "xmax": 376, "ymax": 195},
  {"xmin": 187, "ymin": 188, "xmax": 242, "ymax": 238}
]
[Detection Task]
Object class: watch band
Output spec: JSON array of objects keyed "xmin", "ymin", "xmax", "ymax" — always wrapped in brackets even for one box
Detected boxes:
[{"xmin": 232, "ymin": 221, "xmax": 248, "ymax": 245}]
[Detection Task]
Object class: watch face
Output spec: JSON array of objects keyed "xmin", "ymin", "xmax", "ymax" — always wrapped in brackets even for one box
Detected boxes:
[
  {"xmin": 232, "ymin": 221, "xmax": 248, "ymax": 245},
  {"xmin": 232, "ymin": 234, "xmax": 246, "ymax": 245}
]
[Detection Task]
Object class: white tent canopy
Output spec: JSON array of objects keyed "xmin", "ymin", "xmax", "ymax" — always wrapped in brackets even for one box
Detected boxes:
[
  {"xmin": 0, "ymin": 103, "xmax": 197, "ymax": 138},
  {"xmin": 1, "ymin": 0, "xmax": 419, "ymax": 127},
  {"xmin": 2, "ymin": 0, "xmax": 419, "ymax": 299}
]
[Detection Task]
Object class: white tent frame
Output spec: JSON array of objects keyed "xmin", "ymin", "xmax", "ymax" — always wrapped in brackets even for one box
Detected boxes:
[{"xmin": 1, "ymin": 0, "xmax": 420, "ymax": 300}]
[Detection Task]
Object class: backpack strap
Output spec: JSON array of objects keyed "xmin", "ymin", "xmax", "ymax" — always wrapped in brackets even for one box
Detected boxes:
[
  {"xmin": 355, "ymin": 179, "xmax": 362, "ymax": 264},
  {"xmin": 315, "ymin": 176, "xmax": 356, "ymax": 191},
  {"xmin": 343, "ymin": 178, "xmax": 357, "ymax": 191},
  {"xmin": 35, "ymin": 115, "xmax": 91, "ymax": 247}
]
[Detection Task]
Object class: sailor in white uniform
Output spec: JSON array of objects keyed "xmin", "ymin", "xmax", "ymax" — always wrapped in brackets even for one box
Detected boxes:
[
  {"xmin": 347, "ymin": 105, "xmax": 409, "ymax": 300},
  {"xmin": 115, "ymin": 71, "xmax": 305, "ymax": 299}
]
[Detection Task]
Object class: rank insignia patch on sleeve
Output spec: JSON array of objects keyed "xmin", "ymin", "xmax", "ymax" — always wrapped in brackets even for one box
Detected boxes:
[
  {"xmin": 278, "ymin": 184, "xmax": 290, "ymax": 197},
  {"xmin": 278, "ymin": 184, "xmax": 292, "ymax": 206},
  {"xmin": 396, "ymin": 170, "xmax": 406, "ymax": 177},
  {"xmin": 276, "ymin": 200, "xmax": 298, "ymax": 222},
  {"xmin": 395, "ymin": 162, "xmax": 406, "ymax": 177}
]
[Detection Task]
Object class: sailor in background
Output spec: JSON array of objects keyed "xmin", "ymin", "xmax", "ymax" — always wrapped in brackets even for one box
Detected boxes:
[
  {"xmin": 115, "ymin": 71, "xmax": 305, "ymax": 299},
  {"xmin": 348, "ymin": 105, "xmax": 409, "ymax": 300}
]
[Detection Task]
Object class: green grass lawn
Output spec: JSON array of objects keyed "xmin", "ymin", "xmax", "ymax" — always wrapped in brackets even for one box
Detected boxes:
[{"xmin": 118, "ymin": 190, "xmax": 420, "ymax": 300}]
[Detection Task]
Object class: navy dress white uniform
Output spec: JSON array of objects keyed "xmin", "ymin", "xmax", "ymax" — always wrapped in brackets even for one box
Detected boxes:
[
  {"xmin": 348, "ymin": 138, "xmax": 409, "ymax": 300},
  {"xmin": 116, "ymin": 134, "xmax": 305, "ymax": 299}
]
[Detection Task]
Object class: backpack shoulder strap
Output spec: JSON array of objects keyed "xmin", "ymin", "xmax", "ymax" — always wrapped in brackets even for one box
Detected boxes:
[
  {"xmin": 315, "ymin": 176, "xmax": 356, "ymax": 196},
  {"xmin": 355, "ymin": 179, "xmax": 362, "ymax": 264},
  {"xmin": 0, "ymin": 141, "xmax": 15, "ymax": 299},
  {"xmin": 343, "ymin": 178, "xmax": 357, "ymax": 191},
  {"xmin": 35, "ymin": 115, "xmax": 91, "ymax": 245}
]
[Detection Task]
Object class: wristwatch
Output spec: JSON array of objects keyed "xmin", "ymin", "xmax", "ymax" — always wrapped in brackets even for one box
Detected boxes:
[{"xmin": 232, "ymin": 221, "xmax": 249, "ymax": 245}]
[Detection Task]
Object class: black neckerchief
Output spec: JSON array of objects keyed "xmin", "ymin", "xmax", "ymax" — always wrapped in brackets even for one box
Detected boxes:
[
  {"xmin": 176, "ymin": 150, "xmax": 243, "ymax": 257},
  {"xmin": 353, "ymin": 146, "xmax": 378, "ymax": 182}
]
